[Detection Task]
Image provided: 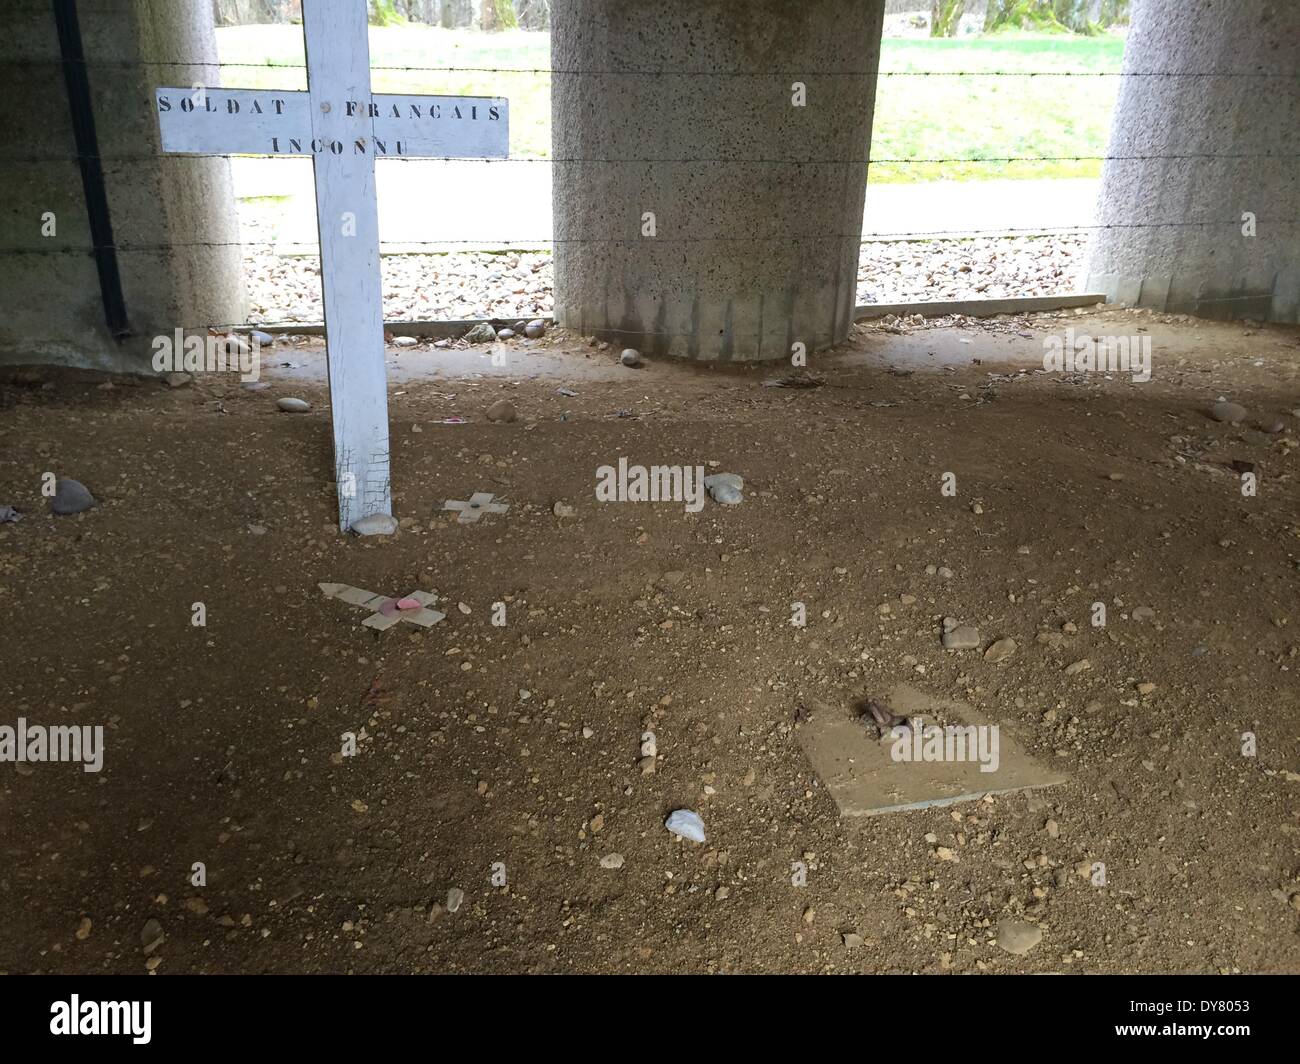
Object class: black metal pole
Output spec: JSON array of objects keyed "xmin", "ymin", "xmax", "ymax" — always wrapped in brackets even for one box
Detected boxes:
[{"xmin": 52, "ymin": 0, "xmax": 130, "ymax": 340}]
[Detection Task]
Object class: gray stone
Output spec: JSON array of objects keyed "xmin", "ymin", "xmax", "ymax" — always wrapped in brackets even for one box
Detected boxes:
[
  {"xmin": 1131, "ymin": 605, "xmax": 1156, "ymax": 621},
  {"xmin": 984, "ymin": 637, "xmax": 1017, "ymax": 663},
  {"xmin": 705, "ymin": 472, "xmax": 744, "ymax": 505},
  {"xmin": 1210, "ymin": 401, "xmax": 1248, "ymax": 424},
  {"xmin": 141, "ymin": 918, "xmax": 165, "ymax": 955},
  {"xmin": 486, "ymin": 399, "xmax": 517, "ymax": 423},
  {"xmin": 445, "ymin": 887, "xmax": 465, "ymax": 913},
  {"xmin": 51, "ymin": 478, "xmax": 95, "ymax": 515},
  {"xmin": 350, "ymin": 513, "xmax": 398, "ymax": 537},
  {"xmin": 620, "ymin": 348, "xmax": 641, "ymax": 367},
  {"xmin": 995, "ymin": 918, "xmax": 1042, "ymax": 956},
  {"xmin": 276, "ymin": 397, "xmax": 310, "ymax": 413},
  {"xmin": 552, "ymin": 501, "xmax": 577, "ymax": 518},
  {"xmin": 392, "ymin": 335, "xmax": 418, "ymax": 347},
  {"xmin": 164, "ymin": 371, "xmax": 192, "ymax": 388},
  {"xmin": 464, "ymin": 322, "xmax": 497, "ymax": 344},
  {"xmin": 524, "ymin": 319, "xmax": 546, "ymax": 339},
  {"xmin": 941, "ymin": 625, "xmax": 981, "ymax": 651},
  {"xmin": 599, "ymin": 853, "xmax": 625, "ymax": 869},
  {"xmin": 249, "ymin": 330, "xmax": 274, "ymax": 348},
  {"xmin": 496, "ymin": 328, "xmax": 515, "ymax": 340}
]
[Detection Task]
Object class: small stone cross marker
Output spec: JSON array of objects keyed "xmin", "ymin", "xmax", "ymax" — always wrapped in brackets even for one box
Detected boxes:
[
  {"xmin": 319, "ymin": 583, "xmax": 446, "ymax": 631},
  {"xmin": 443, "ymin": 492, "xmax": 509, "ymax": 524}
]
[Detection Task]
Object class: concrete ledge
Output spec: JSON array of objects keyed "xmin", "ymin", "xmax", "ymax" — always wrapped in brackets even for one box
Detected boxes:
[
  {"xmin": 253, "ymin": 295, "xmax": 1112, "ymax": 340},
  {"xmin": 854, "ymin": 294, "xmax": 1108, "ymax": 321}
]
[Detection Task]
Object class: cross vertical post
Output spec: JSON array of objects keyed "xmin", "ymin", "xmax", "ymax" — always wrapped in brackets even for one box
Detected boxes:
[
  {"xmin": 154, "ymin": 0, "xmax": 508, "ymax": 533},
  {"xmin": 302, "ymin": 0, "xmax": 389, "ymax": 530}
]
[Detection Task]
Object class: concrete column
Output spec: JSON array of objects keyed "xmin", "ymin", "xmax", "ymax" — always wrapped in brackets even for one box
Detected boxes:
[
  {"xmin": 1085, "ymin": 0, "xmax": 1300, "ymax": 323},
  {"xmin": 1, "ymin": 0, "xmax": 245, "ymax": 372},
  {"xmin": 551, "ymin": 0, "xmax": 884, "ymax": 361}
]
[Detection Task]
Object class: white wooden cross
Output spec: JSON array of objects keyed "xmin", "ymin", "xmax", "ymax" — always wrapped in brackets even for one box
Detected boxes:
[{"xmin": 155, "ymin": 0, "xmax": 508, "ymax": 531}]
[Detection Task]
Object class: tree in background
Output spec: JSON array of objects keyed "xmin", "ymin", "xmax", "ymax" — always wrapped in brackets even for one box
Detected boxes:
[
  {"xmin": 982, "ymin": 0, "xmax": 1131, "ymax": 34},
  {"xmin": 479, "ymin": 0, "xmax": 520, "ymax": 31},
  {"xmin": 930, "ymin": 1, "xmax": 966, "ymax": 37}
]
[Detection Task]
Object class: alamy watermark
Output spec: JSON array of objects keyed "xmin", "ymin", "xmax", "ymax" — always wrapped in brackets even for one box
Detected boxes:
[
  {"xmin": 151, "ymin": 329, "xmax": 261, "ymax": 382},
  {"xmin": 889, "ymin": 718, "xmax": 1000, "ymax": 773},
  {"xmin": 0, "ymin": 719, "xmax": 104, "ymax": 773},
  {"xmin": 1043, "ymin": 327, "xmax": 1151, "ymax": 383},
  {"xmin": 595, "ymin": 458, "xmax": 705, "ymax": 513}
]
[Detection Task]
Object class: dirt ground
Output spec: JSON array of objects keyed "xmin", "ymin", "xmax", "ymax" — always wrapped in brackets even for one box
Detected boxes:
[{"xmin": 1, "ymin": 306, "xmax": 1298, "ymax": 975}]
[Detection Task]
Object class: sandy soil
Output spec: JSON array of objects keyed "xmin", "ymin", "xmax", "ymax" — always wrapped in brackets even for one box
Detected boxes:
[{"xmin": 1, "ymin": 307, "xmax": 1297, "ymax": 974}]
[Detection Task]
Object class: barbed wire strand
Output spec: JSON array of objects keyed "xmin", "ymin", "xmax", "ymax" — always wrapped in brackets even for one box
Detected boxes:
[
  {"xmin": 5, "ymin": 58, "xmax": 1295, "ymax": 78},
  {"xmin": 4, "ymin": 215, "xmax": 1294, "ymax": 257},
  {"xmin": 3, "ymin": 152, "xmax": 1295, "ymax": 165}
]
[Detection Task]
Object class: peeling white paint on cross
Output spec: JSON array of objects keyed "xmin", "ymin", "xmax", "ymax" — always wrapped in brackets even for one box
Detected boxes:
[{"xmin": 155, "ymin": 0, "xmax": 508, "ymax": 531}]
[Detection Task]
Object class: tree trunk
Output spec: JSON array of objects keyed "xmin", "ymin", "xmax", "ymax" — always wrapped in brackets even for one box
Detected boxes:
[{"xmin": 929, "ymin": 0, "xmax": 965, "ymax": 37}]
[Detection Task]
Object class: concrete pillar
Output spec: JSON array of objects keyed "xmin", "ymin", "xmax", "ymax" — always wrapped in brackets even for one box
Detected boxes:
[
  {"xmin": 1085, "ymin": 0, "xmax": 1300, "ymax": 323},
  {"xmin": 551, "ymin": 0, "xmax": 884, "ymax": 361},
  {"xmin": 1, "ymin": 0, "xmax": 246, "ymax": 372}
]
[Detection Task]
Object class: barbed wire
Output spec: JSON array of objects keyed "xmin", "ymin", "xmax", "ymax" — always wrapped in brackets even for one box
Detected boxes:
[
  {"xmin": 6, "ymin": 58, "xmax": 1295, "ymax": 78},
  {"xmin": 4, "ymin": 216, "xmax": 1294, "ymax": 258},
  {"xmin": 4, "ymin": 152, "xmax": 1295, "ymax": 165}
]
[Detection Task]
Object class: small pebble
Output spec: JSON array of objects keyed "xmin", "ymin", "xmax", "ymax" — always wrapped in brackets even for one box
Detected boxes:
[
  {"xmin": 350, "ymin": 513, "xmax": 398, "ymax": 536},
  {"xmin": 1210, "ymin": 400, "xmax": 1247, "ymax": 424},
  {"xmin": 620, "ymin": 348, "xmax": 642, "ymax": 367},
  {"xmin": 705, "ymin": 473, "xmax": 744, "ymax": 506},
  {"xmin": 995, "ymin": 918, "xmax": 1042, "ymax": 956},
  {"xmin": 140, "ymin": 918, "xmax": 165, "ymax": 955},
  {"xmin": 277, "ymin": 397, "xmax": 310, "ymax": 413},
  {"xmin": 665, "ymin": 809, "xmax": 706, "ymax": 843},
  {"xmin": 486, "ymin": 399, "xmax": 517, "ymax": 423},
  {"xmin": 984, "ymin": 637, "xmax": 1017, "ymax": 663},
  {"xmin": 445, "ymin": 887, "xmax": 465, "ymax": 913},
  {"xmin": 941, "ymin": 625, "xmax": 981, "ymax": 650},
  {"xmin": 51, "ymin": 478, "xmax": 95, "ymax": 516}
]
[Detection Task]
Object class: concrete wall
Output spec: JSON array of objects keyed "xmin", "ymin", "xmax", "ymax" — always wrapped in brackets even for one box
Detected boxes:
[
  {"xmin": 1, "ymin": 0, "xmax": 245, "ymax": 372},
  {"xmin": 1085, "ymin": 0, "xmax": 1299, "ymax": 322},
  {"xmin": 551, "ymin": 0, "xmax": 884, "ymax": 361}
]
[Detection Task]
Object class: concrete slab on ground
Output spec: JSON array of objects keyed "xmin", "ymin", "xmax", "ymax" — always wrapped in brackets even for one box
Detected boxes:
[{"xmin": 798, "ymin": 684, "xmax": 1067, "ymax": 817}]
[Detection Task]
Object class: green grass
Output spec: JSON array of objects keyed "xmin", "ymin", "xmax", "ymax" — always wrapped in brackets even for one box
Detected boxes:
[
  {"xmin": 215, "ymin": 26, "xmax": 1124, "ymax": 182},
  {"xmin": 872, "ymin": 34, "xmax": 1126, "ymax": 181}
]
